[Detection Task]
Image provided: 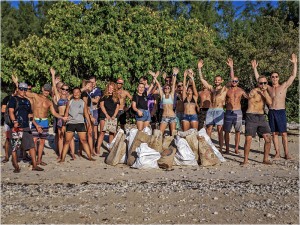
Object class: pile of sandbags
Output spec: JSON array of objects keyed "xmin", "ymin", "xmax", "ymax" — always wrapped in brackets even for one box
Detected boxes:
[{"xmin": 105, "ymin": 127, "xmax": 225, "ymax": 169}]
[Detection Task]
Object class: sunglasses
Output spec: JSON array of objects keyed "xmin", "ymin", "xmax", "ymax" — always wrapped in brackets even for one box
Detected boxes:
[
  {"xmin": 259, "ymin": 82, "xmax": 268, "ymax": 85},
  {"xmin": 61, "ymin": 88, "xmax": 69, "ymax": 91},
  {"xmin": 271, "ymin": 76, "xmax": 278, "ymax": 78},
  {"xmin": 232, "ymin": 80, "xmax": 239, "ymax": 83},
  {"xmin": 28, "ymin": 88, "xmax": 32, "ymax": 90},
  {"xmin": 19, "ymin": 87, "xmax": 28, "ymax": 91}
]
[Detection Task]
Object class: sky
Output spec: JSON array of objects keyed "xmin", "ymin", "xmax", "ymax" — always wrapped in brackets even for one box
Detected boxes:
[{"xmin": 8, "ymin": 0, "xmax": 279, "ymax": 9}]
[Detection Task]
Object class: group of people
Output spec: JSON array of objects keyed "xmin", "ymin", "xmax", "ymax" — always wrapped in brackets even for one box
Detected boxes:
[{"xmin": 1, "ymin": 53, "xmax": 297, "ymax": 173}]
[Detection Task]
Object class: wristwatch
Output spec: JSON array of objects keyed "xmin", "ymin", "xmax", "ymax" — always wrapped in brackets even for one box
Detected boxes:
[{"xmin": 13, "ymin": 120, "xmax": 18, "ymax": 123}]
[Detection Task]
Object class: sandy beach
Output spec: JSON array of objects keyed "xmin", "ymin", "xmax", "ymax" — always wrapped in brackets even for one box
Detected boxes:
[{"xmin": 1, "ymin": 126, "xmax": 299, "ymax": 224}]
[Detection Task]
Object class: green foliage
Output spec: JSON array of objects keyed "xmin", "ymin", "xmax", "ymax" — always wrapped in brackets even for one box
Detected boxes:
[{"xmin": 1, "ymin": 2, "xmax": 223, "ymax": 92}]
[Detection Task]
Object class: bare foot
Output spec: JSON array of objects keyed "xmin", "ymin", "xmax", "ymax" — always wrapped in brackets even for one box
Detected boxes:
[
  {"xmin": 89, "ymin": 157, "xmax": 96, "ymax": 161},
  {"xmin": 284, "ymin": 154, "xmax": 292, "ymax": 160},
  {"xmin": 272, "ymin": 154, "xmax": 281, "ymax": 160},
  {"xmin": 234, "ymin": 150, "xmax": 240, "ymax": 155},
  {"xmin": 58, "ymin": 160, "xmax": 65, "ymax": 163},
  {"xmin": 224, "ymin": 151, "xmax": 230, "ymax": 154},
  {"xmin": 71, "ymin": 154, "xmax": 76, "ymax": 160},
  {"xmin": 240, "ymin": 161, "xmax": 248, "ymax": 166},
  {"xmin": 2, "ymin": 158, "xmax": 9, "ymax": 163},
  {"xmin": 262, "ymin": 160, "xmax": 272, "ymax": 165}
]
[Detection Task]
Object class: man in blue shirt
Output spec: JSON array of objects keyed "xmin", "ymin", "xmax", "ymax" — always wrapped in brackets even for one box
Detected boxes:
[
  {"xmin": 89, "ymin": 76, "xmax": 102, "ymax": 147},
  {"xmin": 8, "ymin": 82, "xmax": 44, "ymax": 173}
]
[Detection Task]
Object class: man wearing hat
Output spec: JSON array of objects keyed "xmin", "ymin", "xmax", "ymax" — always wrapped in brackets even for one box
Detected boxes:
[
  {"xmin": 25, "ymin": 83, "xmax": 68, "ymax": 166},
  {"xmin": 116, "ymin": 78, "xmax": 132, "ymax": 130},
  {"xmin": 8, "ymin": 82, "xmax": 44, "ymax": 172}
]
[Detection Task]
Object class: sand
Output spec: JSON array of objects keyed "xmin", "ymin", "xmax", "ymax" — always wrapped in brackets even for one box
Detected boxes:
[{"xmin": 1, "ymin": 126, "xmax": 299, "ymax": 224}]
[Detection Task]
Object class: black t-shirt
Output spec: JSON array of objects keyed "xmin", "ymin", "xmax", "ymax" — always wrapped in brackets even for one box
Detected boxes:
[
  {"xmin": 133, "ymin": 93, "xmax": 148, "ymax": 110},
  {"xmin": 99, "ymin": 95, "xmax": 120, "ymax": 118},
  {"xmin": 81, "ymin": 91, "xmax": 92, "ymax": 108},
  {"xmin": 1, "ymin": 95, "xmax": 10, "ymax": 106},
  {"xmin": 7, "ymin": 96, "xmax": 32, "ymax": 128}
]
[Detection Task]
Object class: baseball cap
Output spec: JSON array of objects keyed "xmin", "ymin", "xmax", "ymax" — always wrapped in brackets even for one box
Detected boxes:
[
  {"xmin": 19, "ymin": 82, "xmax": 28, "ymax": 89},
  {"xmin": 43, "ymin": 83, "xmax": 52, "ymax": 92}
]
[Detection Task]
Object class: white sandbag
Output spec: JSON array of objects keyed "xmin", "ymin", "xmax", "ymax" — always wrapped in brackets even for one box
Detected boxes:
[
  {"xmin": 142, "ymin": 126, "xmax": 152, "ymax": 135},
  {"xmin": 131, "ymin": 143, "xmax": 161, "ymax": 169},
  {"xmin": 174, "ymin": 136, "xmax": 198, "ymax": 166},
  {"xmin": 126, "ymin": 128, "xmax": 138, "ymax": 150},
  {"xmin": 198, "ymin": 128, "xmax": 226, "ymax": 162}
]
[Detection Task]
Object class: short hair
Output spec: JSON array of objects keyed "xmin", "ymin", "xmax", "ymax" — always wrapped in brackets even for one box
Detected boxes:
[
  {"xmin": 214, "ymin": 75, "xmax": 223, "ymax": 80},
  {"xmin": 258, "ymin": 75, "xmax": 267, "ymax": 81},
  {"xmin": 72, "ymin": 87, "xmax": 81, "ymax": 93},
  {"xmin": 270, "ymin": 72, "xmax": 279, "ymax": 76},
  {"xmin": 89, "ymin": 76, "xmax": 96, "ymax": 80}
]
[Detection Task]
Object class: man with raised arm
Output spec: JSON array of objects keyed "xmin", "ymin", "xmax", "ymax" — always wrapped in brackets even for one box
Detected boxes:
[
  {"xmin": 25, "ymin": 83, "xmax": 68, "ymax": 166},
  {"xmin": 251, "ymin": 53, "xmax": 297, "ymax": 160},
  {"xmin": 198, "ymin": 59, "xmax": 228, "ymax": 153},
  {"xmin": 116, "ymin": 78, "xmax": 132, "ymax": 130},
  {"xmin": 224, "ymin": 58, "xmax": 248, "ymax": 154},
  {"xmin": 241, "ymin": 76, "xmax": 273, "ymax": 165}
]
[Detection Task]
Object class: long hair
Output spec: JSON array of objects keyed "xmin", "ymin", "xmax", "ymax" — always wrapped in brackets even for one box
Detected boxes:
[{"xmin": 103, "ymin": 82, "xmax": 119, "ymax": 103}]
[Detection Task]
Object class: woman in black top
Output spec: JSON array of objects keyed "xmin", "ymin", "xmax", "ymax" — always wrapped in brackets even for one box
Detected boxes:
[
  {"xmin": 132, "ymin": 82, "xmax": 153, "ymax": 131},
  {"xmin": 96, "ymin": 82, "xmax": 120, "ymax": 155}
]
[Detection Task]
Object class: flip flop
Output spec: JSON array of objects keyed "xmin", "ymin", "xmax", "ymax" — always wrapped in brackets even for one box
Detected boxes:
[{"xmin": 32, "ymin": 166, "xmax": 44, "ymax": 171}]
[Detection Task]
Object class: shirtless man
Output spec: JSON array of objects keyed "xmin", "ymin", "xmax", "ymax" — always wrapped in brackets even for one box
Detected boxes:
[
  {"xmin": 241, "ymin": 76, "xmax": 273, "ymax": 165},
  {"xmin": 198, "ymin": 86, "xmax": 211, "ymax": 129},
  {"xmin": 25, "ymin": 84, "xmax": 68, "ymax": 166},
  {"xmin": 116, "ymin": 78, "xmax": 132, "ymax": 130},
  {"xmin": 224, "ymin": 58, "xmax": 248, "ymax": 154},
  {"xmin": 251, "ymin": 53, "xmax": 297, "ymax": 160},
  {"xmin": 198, "ymin": 59, "xmax": 228, "ymax": 152}
]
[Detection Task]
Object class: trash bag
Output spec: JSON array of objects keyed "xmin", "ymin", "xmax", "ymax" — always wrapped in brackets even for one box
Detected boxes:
[
  {"xmin": 174, "ymin": 136, "xmax": 198, "ymax": 166},
  {"xmin": 149, "ymin": 129, "xmax": 163, "ymax": 153},
  {"xmin": 127, "ymin": 130, "xmax": 151, "ymax": 166},
  {"xmin": 158, "ymin": 140, "xmax": 177, "ymax": 170},
  {"xmin": 198, "ymin": 128, "xmax": 225, "ymax": 162},
  {"xmin": 105, "ymin": 129, "xmax": 127, "ymax": 166},
  {"xmin": 185, "ymin": 133, "xmax": 199, "ymax": 163},
  {"xmin": 131, "ymin": 143, "xmax": 161, "ymax": 169},
  {"xmin": 178, "ymin": 128, "xmax": 198, "ymax": 138}
]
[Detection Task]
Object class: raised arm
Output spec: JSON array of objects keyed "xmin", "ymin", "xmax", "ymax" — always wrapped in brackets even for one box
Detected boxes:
[
  {"xmin": 251, "ymin": 60, "xmax": 260, "ymax": 82},
  {"xmin": 149, "ymin": 70, "xmax": 163, "ymax": 98},
  {"xmin": 182, "ymin": 70, "xmax": 188, "ymax": 100},
  {"xmin": 50, "ymin": 68, "xmax": 60, "ymax": 101},
  {"xmin": 171, "ymin": 67, "xmax": 178, "ymax": 96},
  {"xmin": 226, "ymin": 58, "xmax": 234, "ymax": 80},
  {"xmin": 188, "ymin": 69, "xmax": 198, "ymax": 98},
  {"xmin": 285, "ymin": 53, "xmax": 298, "ymax": 88},
  {"xmin": 12, "ymin": 72, "xmax": 19, "ymax": 90},
  {"xmin": 197, "ymin": 59, "xmax": 213, "ymax": 90}
]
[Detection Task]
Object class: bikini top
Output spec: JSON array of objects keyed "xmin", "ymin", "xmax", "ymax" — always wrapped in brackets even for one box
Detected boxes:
[
  {"xmin": 57, "ymin": 98, "xmax": 69, "ymax": 107},
  {"xmin": 183, "ymin": 97, "xmax": 196, "ymax": 104},
  {"xmin": 162, "ymin": 95, "xmax": 174, "ymax": 105}
]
